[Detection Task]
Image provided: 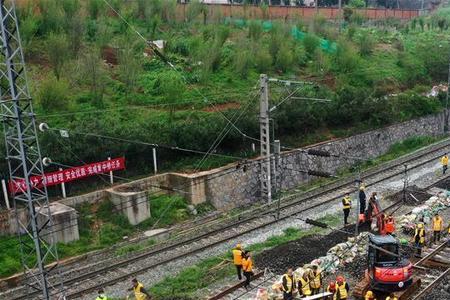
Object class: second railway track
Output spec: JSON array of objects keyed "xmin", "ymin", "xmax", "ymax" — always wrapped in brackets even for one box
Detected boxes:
[{"xmin": 4, "ymin": 137, "xmax": 450, "ymax": 300}]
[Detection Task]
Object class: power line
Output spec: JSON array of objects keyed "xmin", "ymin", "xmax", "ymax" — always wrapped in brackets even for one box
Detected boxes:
[
  {"xmin": 43, "ymin": 126, "xmax": 244, "ymax": 161},
  {"xmin": 100, "ymin": 0, "xmax": 267, "ymax": 148},
  {"xmin": 7, "ymin": 155, "xmax": 271, "ymax": 246}
]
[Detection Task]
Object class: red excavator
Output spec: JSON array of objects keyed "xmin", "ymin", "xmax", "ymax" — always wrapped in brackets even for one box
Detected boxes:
[{"xmin": 353, "ymin": 234, "xmax": 420, "ymax": 299}]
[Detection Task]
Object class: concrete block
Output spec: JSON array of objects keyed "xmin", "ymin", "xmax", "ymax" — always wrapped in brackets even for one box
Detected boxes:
[
  {"xmin": 38, "ymin": 202, "xmax": 79, "ymax": 244},
  {"xmin": 108, "ymin": 187, "xmax": 151, "ymax": 225}
]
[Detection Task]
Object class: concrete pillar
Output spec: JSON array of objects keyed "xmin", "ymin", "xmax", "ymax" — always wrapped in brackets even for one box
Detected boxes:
[
  {"xmin": 108, "ymin": 187, "xmax": 151, "ymax": 225},
  {"xmin": 38, "ymin": 202, "xmax": 79, "ymax": 244}
]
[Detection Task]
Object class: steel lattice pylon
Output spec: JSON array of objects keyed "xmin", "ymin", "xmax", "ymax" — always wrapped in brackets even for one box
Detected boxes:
[{"xmin": 0, "ymin": 1, "xmax": 65, "ymax": 299}]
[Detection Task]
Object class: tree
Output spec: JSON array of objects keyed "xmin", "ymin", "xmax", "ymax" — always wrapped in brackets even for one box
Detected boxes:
[
  {"xmin": 66, "ymin": 16, "xmax": 84, "ymax": 57},
  {"xmin": 158, "ymin": 71, "xmax": 186, "ymax": 119},
  {"xmin": 46, "ymin": 32, "xmax": 69, "ymax": 80},
  {"xmin": 348, "ymin": 0, "xmax": 365, "ymax": 8},
  {"xmin": 80, "ymin": 49, "xmax": 107, "ymax": 107},
  {"xmin": 117, "ymin": 42, "xmax": 142, "ymax": 95}
]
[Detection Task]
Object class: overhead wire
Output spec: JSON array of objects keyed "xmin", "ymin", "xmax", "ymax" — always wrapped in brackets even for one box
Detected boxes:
[
  {"xmin": 45, "ymin": 126, "xmax": 244, "ymax": 161},
  {"xmin": 8, "ymin": 154, "xmax": 274, "ymax": 246},
  {"xmin": 100, "ymin": 0, "xmax": 268, "ymax": 147}
]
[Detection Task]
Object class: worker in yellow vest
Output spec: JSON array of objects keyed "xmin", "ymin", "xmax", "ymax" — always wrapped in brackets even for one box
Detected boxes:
[
  {"xmin": 335, "ymin": 276, "xmax": 349, "ymax": 300},
  {"xmin": 326, "ymin": 281, "xmax": 336, "ymax": 298},
  {"xmin": 128, "ymin": 278, "xmax": 151, "ymax": 300},
  {"xmin": 281, "ymin": 268, "xmax": 297, "ymax": 300},
  {"xmin": 441, "ymin": 153, "xmax": 448, "ymax": 175},
  {"xmin": 413, "ymin": 223, "xmax": 426, "ymax": 257},
  {"xmin": 365, "ymin": 290, "xmax": 376, "ymax": 300},
  {"xmin": 242, "ymin": 251, "xmax": 254, "ymax": 290},
  {"xmin": 386, "ymin": 292, "xmax": 398, "ymax": 300},
  {"xmin": 342, "ymin": 193, "xmax": 352, "ymax": 225},
  {"xmin": 432, "ymin": 212, "xmax": 443, "ymax": 243},
  {"xmin": 298, "ymin": 271, "xmax": 312, "ymax": 298},
  {"xmin": 96, "ymin": 289, "xmax": 108, "ymax": 300},
  {"xmin": 232, "ymin": 243, "xmax": 244, "ymax": 280},
  {"xmin": 309, "ymin": 265, "xmax": 322, "ymax": 295}
]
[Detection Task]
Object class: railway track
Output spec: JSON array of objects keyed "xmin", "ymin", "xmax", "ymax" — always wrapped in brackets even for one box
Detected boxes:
[
  {"xmin": 4, "ymin": 137, "xmax": 450, "ymax": 300},
  {"xmin": 411, "ymin": 238, "xmax": 450, "ymax": 300}
]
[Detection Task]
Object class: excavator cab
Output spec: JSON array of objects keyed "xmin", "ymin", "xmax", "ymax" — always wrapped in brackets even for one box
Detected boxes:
[{"xmin": 367, "ymin": 234, "xmax": 413, "ymax": 292}]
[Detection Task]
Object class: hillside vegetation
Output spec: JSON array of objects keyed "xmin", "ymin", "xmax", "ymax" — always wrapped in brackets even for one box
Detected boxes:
[{"xmin": 2, "ymin": 0, "xmax": 450, "ymax": 188}]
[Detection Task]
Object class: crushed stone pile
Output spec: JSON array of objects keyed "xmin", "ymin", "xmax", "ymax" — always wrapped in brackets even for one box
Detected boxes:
[
  {"xmin": 398, "ymin": 192, "xmax": 450, "ymax": 233},
  {"xmin": 268, "ymin": 232, "xmax": 370, "ymax": 300}
]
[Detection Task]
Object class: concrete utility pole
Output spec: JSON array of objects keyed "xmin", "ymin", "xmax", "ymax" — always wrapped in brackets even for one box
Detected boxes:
[
  {"xmin": 260, "ymin": 74, "xmax": 272, "ymax": 203},
  {"xmin": 274, "ymin": 140, "xmax": 281, "ymax": 219},
  {"xmin": 355, "ymin": 176, "xmax": 361, "ymax": 237},
  {"xmin": 445, "ymin": 60, "xmax": 450, "ymax": 132},
  {"xmin": 0, "ymin": 1, "xmax": 65, "ymax": 299}
]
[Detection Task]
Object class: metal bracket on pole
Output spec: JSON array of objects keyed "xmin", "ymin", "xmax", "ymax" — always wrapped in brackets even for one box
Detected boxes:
[{"xmin": 260, "ymin": 74, "xmax": 272, "ymax": 203}]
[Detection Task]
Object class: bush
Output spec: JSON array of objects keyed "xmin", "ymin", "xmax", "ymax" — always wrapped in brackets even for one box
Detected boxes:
[
  {"xmin": 275, "ymin": 43, "xmax": 294, "ymax": 73},
  {"xmin": 356, "ymin": 31, "xmax": 375, "ymax": 57},
  {"xmin": 248, "ymin": 20, "xmax": 263, "ymax": 41},
  {"xmin": 234, "ymin": 49, "xmax": 253, "ymax": 78},
  {"xmin": 158, "ymin": 71, "xmax": 186, "ymax": 116},
  {"xmin": 332, "ymin": 39, "xmax": 359, "ymax": 73},
  {"xmin": 37, "ymin": 0, "xmax": 63, "ymax": 35},
  {"xmin": 303, "ymin": 34, "xmax": 320, "ymax": 58},
  {"xmin": 38, "ymin": 78, "xmax": 71, "ymax": 112},
  {"xmin": 268, "ymin": 32, "xmax": 282, "ymax": 62},
  {"xmin": 87, "ymin": 0, "xmax": 104, "ymax": 20},
  {"xmin": 254, "ymin": 47, "xmax": 272, "ymax": 73},
  {"xmin": 46, "ymin": 32, "xmax": 69, "ymax": 80}
]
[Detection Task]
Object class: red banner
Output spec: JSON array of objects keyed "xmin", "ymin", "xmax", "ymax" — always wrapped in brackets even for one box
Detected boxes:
[{"xmin": 9, "ymin": 157, "xmax": 125, "ymax": 194}]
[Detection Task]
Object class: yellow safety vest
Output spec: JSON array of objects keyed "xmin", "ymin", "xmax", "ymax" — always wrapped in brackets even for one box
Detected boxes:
[
  {"xmin": 432, "ymin": 216, "xmax": 443, "ymax": 231},
  {"xmin": 133, "ymin": 282, "xmax": 147, "ymax": 300},
  {"xmin": 336, "ymin": 282, "xmax": 348, "ymax": 299},
  {"xmin": 414, "ymin": 227, "xmax": 425, "ymax": 244},
  {"xmin": 386, "ymin": 297, "xmax": 398, "ymax": 300},
  {"xmin": 242, "ymin": 257, "xmax": 253, "ymax": 272},
  {"xmin": 299, "ymin": 277, "xmax": 312, "ymax": 296},
  {"xmin": 343, "ymin": 197, "xmax": 351, "ymax": 209},
  {"xmin": 442, "ymin": 156, "xmax": 449, "ymax": 166},
  {"xmin": 310, "ymin": 270, "xmax": 321, "ymax": 289},
  {"xmin": 282, "ymin": 274, "xmax": 296, "ymax": 293},
  {"xmin": 232, "ymin": 249, "xmax": 243, "ymax": 265}
]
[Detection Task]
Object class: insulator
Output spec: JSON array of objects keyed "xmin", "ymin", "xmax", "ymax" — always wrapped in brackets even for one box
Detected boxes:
[
  {"xmin": 308, "ymin": 170, "xmax": 333, "ymax": 178},
  {"xmin": 305, "ymin": 218, "xmax": 328, "ymax": 228},
  {"xmin": 307, "ymin": 149, "xmax": 331, "ymax": 157},
  {"xmin": 42, "ymin": 157, "xmax": 52, "ymax": 167}
]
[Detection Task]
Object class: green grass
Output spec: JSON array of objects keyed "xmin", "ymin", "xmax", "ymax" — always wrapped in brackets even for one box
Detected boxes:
[
  {"xmin": 0, "ymin": 195, "xmax": 201, "ymax": 278},
  {"xmin": 356, "ymin": 135, "xmax": 444, "ymax": 170}
]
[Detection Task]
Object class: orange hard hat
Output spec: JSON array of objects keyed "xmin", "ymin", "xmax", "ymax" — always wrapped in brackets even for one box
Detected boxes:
[
  {"xmin": 329, "ymin": 282, "xmax": 336, "ymax": 288},
  {"xmin": 336, "ymin": 276, "xmax": 344, "ymax": 283}
]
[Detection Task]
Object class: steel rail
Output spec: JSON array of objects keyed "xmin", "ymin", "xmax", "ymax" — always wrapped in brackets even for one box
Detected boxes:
[
  {"xmin": 6, "ymin": 139, "xmax": 450, "ymax": 300},
  {"xmin": 411, "ymin": 268, "xmax": 450, "ymax": 300}
]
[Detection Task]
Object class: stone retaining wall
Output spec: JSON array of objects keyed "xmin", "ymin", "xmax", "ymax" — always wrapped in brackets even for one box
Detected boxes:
[{"xmin": 0, "ymin": 111, "xmax": 447, "ymax": 234}]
